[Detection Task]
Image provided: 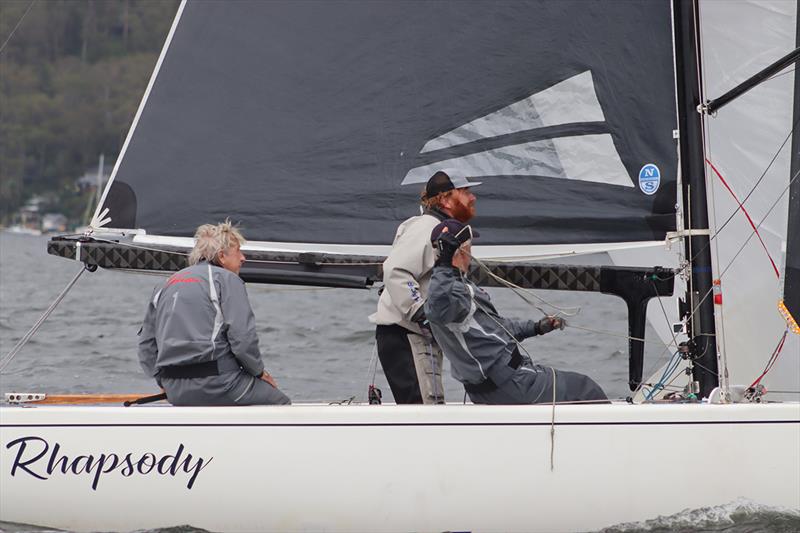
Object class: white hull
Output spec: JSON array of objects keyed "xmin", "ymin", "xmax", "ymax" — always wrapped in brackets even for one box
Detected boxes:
[{"xmin": 1, "ymin": 402, "xmax": 798, "ymax": 532}]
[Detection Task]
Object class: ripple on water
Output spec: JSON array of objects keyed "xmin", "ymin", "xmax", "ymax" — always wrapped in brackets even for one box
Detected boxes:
[{"xmin": 598, "ymin": 500, "xmax": 800, "ymax": 533}]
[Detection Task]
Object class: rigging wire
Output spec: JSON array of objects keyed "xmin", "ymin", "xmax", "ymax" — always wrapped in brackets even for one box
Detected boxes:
[
  {"xmin": 0, "ymin": 266, "xmax": 87, "ymax": 374},
  {"xmin": 718, "ymin": 167, "xmax": 800, "ymax": 279},
  {"xmin": 748, "ymin": 329, "xmax": 789, "ymax": 390},
  {"xmin": 766, "ymin": 67, "xmax": 795, "ymax": 83},
  {"xmin": 0, "ymin": 0, "xmax": 36, "ymax": 55},
  {"xmin": 469, "ymin": 254, "xmax": 582, "ymax": 317},
  {"xmin": 674, "ymin": 168, "xmax": 800, "ymax": 346},
  {"xmin": 470, "ymin": 252, "xmax": 682, "ymax": 350},
  {"xmin": 469, "ymin": 239, "xmax": 684, "ymax": 404},
  {"xmin": 693, "ymin": 4, "xmax": 731, "ymax": 389},
  {"xmin": 362, "ymin": 340, "xmax": 379, "ymax": 404},
  {"xmin": 683, "ymin": 114, "xmax": 800, "ymax": 272},
  {"xmin": 705, "ymin": 158, "xmax": 781, "ymax": 278}
]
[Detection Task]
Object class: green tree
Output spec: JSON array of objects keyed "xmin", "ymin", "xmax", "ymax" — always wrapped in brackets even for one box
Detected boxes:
[{"xmin": 0, "ymin": 0, "xmax": 179, "ymax": 225}]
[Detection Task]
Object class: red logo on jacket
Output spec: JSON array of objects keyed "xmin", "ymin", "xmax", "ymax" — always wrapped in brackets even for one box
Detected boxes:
[{"xmin": 166, "ymin": 273, "xmax": 201, "ymax": 287}]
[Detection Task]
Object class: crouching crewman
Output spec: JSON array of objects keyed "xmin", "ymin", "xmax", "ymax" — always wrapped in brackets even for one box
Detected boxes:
[{"xmin": 137, "ymin": 221, "xmax": 290, "ymax": 406}]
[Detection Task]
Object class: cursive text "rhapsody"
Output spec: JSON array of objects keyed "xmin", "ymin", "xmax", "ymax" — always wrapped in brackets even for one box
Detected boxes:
[{"xmin": 5, "ymin": 436, "xmax": 213, "ymax": 490}]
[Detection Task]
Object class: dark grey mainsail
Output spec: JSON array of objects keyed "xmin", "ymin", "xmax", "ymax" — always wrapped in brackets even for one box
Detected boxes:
[
  {"xmin": 786, "ymin": 177, "xmax": 799, "ymax": 326},
  {"xmin": 97, "ymin": 0, "xmax": 677, "ymax": 246},
  {"xmin": 787, "ymin": 27, "xmax": 800, "ymax": 327}
]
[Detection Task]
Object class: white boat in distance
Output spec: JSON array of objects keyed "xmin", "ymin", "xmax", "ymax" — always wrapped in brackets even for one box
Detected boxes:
[{"xmin": 2, "ymin": 0, "xmax": 799, "ymax": 531}]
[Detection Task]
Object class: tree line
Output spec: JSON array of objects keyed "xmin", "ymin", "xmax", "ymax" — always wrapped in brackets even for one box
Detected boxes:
[{"xmin": 0, "ymin": 0, "xmax": 180, "ymax": 224}]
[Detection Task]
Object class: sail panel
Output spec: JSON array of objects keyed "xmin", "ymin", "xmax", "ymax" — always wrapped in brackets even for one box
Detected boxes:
[
  {"xmin": 99, "ymin": 0, "xmax": 677, "ymax": 246},
  {"xmin": 700, "ymin": 0, "xmax": 799, "ymax": 392}
]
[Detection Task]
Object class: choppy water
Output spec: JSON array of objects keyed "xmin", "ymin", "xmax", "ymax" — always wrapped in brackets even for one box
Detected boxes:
[
  {"xmin": 1, "ymin": 233, "xmax": 797, "ymax": 533},
  {"xmin": 0, "ymin": 232, "xmax": 643, "ymax": 401},
  {"xmin": 1, "ymin": 501, "xmax": 798, "ymax": 533}
]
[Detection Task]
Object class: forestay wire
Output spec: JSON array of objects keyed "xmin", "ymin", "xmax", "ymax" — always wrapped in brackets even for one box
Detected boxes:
[{"xmin": 0, "ymin": 266, "xmax": 88, "ymax": 374}]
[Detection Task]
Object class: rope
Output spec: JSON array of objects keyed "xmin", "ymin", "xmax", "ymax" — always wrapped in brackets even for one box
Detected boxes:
[
  {"xmin": 719, "ymin": 167, "xmax": 800, "ymax": 280},
  {"xmin": 469, "ymin": 255, "xmax": 582, "ymax": 318},
  {"xmin": 749, "ymin": 329, "xmax": 788, "ymax": 389},
  {"xmin": 644, "ymin": 351, "xmax": 682, "ymax": 401},
  {"xmin": 683, "ymin": 115, "xmax": 800, "ymax": 273},
  {"xmin": 0, "ymin": 266, "xmax": 87, "ymax": 373},
  {"xmin": 705, "ymin": 158, "xmax": 780, "ymax": 278},
  {"xmin": 667, "ymin": 164, "xmax": 798, "ymax": 364},
  {"xmin": 363, "ymin": 340, "xmax": 379, "ymax": 403},
  {"xmin": 0, "ymin": 0, "xmax": 36, "ymax": 54}
]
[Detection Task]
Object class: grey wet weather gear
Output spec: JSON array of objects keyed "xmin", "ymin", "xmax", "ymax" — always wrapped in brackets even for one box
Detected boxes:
[
  {"xmin": 138, "ymin": 261, "xmax": 290, "ymax": 406},
  {"xmin": 424, "ymin": 266, "xmax": 607, "ymax": 404}
]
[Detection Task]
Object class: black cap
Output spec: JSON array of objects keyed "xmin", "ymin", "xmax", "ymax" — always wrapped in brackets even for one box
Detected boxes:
[
  {"xmin": 424, "ymin": 168, "xmax": 483, "ymax": 199},
  {"xmin": 430, "ymin": 218, "xmax": 480, "ymax": 244}
]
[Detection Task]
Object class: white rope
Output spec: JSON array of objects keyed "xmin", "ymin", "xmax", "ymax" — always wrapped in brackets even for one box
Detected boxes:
[
  {"xmin": 0, "ymin": 266, "xmax": 87, "ymax": 373},
  {"xmin": 470, "ymin": 254, "xmax": 582, "ymax": 318}
]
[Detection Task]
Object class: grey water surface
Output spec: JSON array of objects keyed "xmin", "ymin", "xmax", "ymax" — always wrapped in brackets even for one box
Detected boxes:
[
  {"xmin": 2, "ymin": 233, "xmax": 798, "ymax": 533},
  {"xmin": 0, "ymin": 232, "xmax": 642, "ymax": 401}
]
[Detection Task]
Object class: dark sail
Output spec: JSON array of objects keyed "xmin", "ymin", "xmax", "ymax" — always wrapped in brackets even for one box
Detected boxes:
[
  {"xmin": 786, "ymin": 7, "xmax": 800, "ymax": 329},
  {"xmin": 98, "ymin": 0, "xmax": 677, "ymax": 247}
]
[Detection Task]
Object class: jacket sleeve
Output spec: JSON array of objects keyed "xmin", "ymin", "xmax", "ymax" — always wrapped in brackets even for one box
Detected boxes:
[
  {"xmin": 219, "ymin": 274, "xmax": 266, "ymax": 377},
  {"xmin": 137, "ymin": 287, "xmax": 161, "ymax": 385},
  {"xmin": 424, "ymin": 266, "xmax": 473, "ymax": 325},
  {"xmin": 383, "ymin": 227, "xmax": 435, "ymax": 322},
  {"xmin": 498, "ymin": 316, "xmax": 539, "ymax": 341}
]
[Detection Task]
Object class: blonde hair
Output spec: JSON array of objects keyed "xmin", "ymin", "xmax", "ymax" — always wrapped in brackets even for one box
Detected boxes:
[{"xmin": 188, "ymin": 220, "xmax": 245, "ymax": 266}]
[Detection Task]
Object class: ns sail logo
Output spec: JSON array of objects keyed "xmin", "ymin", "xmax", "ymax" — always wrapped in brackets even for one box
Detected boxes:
[{"xmin": 638, "ymin": 164, "xmax": 661, "ymax": 195}]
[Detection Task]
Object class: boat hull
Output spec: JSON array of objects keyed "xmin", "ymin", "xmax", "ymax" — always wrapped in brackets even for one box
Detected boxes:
[{"xmin": 1, "ymin": 402, "xmax": 798, "ymax": 532}]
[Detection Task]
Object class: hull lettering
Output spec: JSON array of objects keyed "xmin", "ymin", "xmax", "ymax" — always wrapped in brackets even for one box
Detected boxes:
[{"xmin": 5, "ymin": 437, "xmax": 212, "ymax": 490}]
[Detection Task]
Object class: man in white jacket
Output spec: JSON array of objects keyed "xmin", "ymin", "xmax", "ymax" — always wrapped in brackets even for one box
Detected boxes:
[{"xmin": 370, "ymin": 169, "xmax": 481, "ymax": 404}]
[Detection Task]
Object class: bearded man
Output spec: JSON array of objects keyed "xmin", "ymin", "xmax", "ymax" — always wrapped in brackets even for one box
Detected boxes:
[{"xmin": 370, "ymin": 169, "xmax": 480, "ymax": 404}]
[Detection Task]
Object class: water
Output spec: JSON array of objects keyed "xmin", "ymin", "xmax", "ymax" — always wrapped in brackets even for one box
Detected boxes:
[
  {"xmin": 1, "ymin": 232, "xmax": 797, "ymax": 533},
  {"xmin": 0, "ymin": 232, "xmax": 641, "ymax": 401}
]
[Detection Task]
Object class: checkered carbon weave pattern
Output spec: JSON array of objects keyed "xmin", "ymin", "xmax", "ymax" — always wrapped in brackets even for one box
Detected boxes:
[
  {"xmin": 48, "ymin": 238, "xmax": 605, "ymax": 292},
  {"xmin": 469, "ymin": 263, "xmax": 602, "ymax": 291},
  {"xmin": 48, "ymin": 239, "xmax": 188, "ymax": 271}
]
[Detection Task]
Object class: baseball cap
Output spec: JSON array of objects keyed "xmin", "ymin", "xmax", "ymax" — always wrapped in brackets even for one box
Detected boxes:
[
  {"xmin": 424, "ymin": 168, "xmax": 482, "ymax": 199},
  {"xmin": 430, "ymin": 218, "xmax": 480, "ymax": 244}
]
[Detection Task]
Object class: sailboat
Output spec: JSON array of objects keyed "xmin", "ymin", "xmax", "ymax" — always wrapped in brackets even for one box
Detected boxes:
[{"xmin": 1, "ymin": 1, "xmax": 798, "ymax": 531}]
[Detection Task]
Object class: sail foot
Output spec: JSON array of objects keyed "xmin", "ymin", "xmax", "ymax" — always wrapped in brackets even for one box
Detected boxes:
[{"xmin": 47, "ymin": 236, "xmax": 675, "ymax": 384}]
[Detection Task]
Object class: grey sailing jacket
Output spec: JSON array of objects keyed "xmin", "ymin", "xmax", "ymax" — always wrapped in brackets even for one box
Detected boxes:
[
  {"xmin": 370, "ymin": 208, "xmax": 446, "ymax": 334},
  {"xmin": 424, "ymin": 266, "xmax": 540, "ymax": 385},
  {"xmin": 138, "ymin": 262, "xmax": 265, "ymax": 382}
]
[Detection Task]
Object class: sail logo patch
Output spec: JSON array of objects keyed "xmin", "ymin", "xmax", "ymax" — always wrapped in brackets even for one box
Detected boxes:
[{"xmin": 638, "ymin": 164, "xmax": 660, "ymax": 195}]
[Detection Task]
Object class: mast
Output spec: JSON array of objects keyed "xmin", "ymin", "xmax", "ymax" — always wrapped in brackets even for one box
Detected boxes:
[
  {"xmin": 673, "ymin": 0, "xmax": 719, "ymax": 398},
  {"xmin": 785, "ymin": 3, "xmax": 800, "ymax": 334}
]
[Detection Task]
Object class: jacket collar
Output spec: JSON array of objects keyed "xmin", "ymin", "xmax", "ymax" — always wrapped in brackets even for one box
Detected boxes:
[{"xmin": 424, "ymin": 206, "xmax": 450, "ymax": 221}]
